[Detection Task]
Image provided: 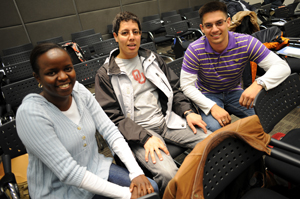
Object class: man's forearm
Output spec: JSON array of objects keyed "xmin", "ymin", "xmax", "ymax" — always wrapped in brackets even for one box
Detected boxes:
[
  {"xmin": 180, "ymin": 70, "xmax": 216, "ymax": 115},
  {"xmin": 257, "ymin": 51, "xmax": 291, "ymax": 90}
]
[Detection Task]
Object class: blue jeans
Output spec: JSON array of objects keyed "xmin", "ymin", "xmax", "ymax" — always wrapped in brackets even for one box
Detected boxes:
[
  {"xmin": 200, "ymin": 90, "xmax": 255, "ymax": 132},
  {"xmin": 129, "ymin": 121, "xmax": 212, "ymax": 195},
  {"xmin": 92, "ymin": 163, "xmax": 159, "ymax": 199}
]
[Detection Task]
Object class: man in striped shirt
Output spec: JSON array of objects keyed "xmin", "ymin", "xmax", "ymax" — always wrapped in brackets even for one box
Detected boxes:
[{"xmin": 180, "ymin": 1, "xmax": 290, "ymax": 132}]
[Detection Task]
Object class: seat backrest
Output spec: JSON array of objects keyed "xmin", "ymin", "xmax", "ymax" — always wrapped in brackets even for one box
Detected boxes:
[
  {"xmin": 2, "ymin": 50, "xmax": 31, "ymax": 66},
  {"xmin": 260, "ymin": 3, "xmax": 272, "ymax": 15},
  {"xmin": 290, "ymin": 2, "xmax": 300, "ymax": 11},
  {"xmin": 2, "ymin": 43, "xmax": 33, "ymax": 56},
  {"xmin": 93, "ymin": 38, "xmax": 118, "ymax": 56},
  {"xmin": 165, "ymin": 20, "xmax": 189, "ymax": 37},
  {"xmin": 274, "ymin": 3, "xmax": 298, "ymax": 18},
  {"xmin": 1, "ymin": 77, "xmax": 42, "ymax": 109},
  {"xmin": 284, "ymin": 17, "xmax": 300, "ymax": 37},
  {"xmin": 143, "ymin": 14, "xmax": 160, "ymax": 22},
  {"xmin": 37, "ymin": 36, "xmax": 64, "ymax": 44},
  {"xmin": 274, "ymin": 6, "xmax": 290, "ymax": 18},
  {"xmin": 184, "ymin": 11, "xmax": 199, "ymax": 19},
  {"xmin": 167, "ymin": 57, "xmax": 183, "ymax": 77},
  {"xmin": 4, "ymin": 60, "xmax": 33, "ymax": 83},
  {"xmin": 251, "ymin": 2, "xmax": 261, "ymax": 9},
  {"xmin": 188, "ymin": 17, "xmax": 201, "ymax": 29},
  {"xmin": 142, "ymin": 19, "xmax": 163, "ymax": 32},
  {"xmin": 74, "ymin": 56, "xmax": 107, "ymax": 86},
  {"xmin": 80, "ymin": 45, "xmax": 92, "ymax": 60},
  {"xmin": 160, "ymin": 10, "xmax": 177, "ymax": 19},
  {"xmin": 75, "ymin": 33, "xmax": 103, "ymax": 51},
  {"xmin": 253, "ymin": 73, "xmax": 300, "ymax": 133},
  {"xmin": 140, "ymin": 42, "xmax": 157, "ymax": 53},
  {"xmin": 71, "ymin": 29, "xmax": 95, "ymax": 42},
  {"xmin": 203, "ymin": 137, "xmax": 264, "ymax": 199},
  {"xmin": 0, "ymin": 120, "xmax": 26, "ymax": 159},
  {"xmin": 107, "ymin": 24, "xmax": 113, "ymax": 35},
  {"xmin": 178, "ymin": 7, "xmax": 193, "ymax": 17},
  {"xmin": 163, "ymin": 14, "xmax": 182, "ymax": 25}
]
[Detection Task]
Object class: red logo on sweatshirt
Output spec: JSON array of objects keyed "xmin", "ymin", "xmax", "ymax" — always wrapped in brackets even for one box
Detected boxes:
[{"xmin": 132, "ymin": 69, "xmax": 146, "ymax": 84}]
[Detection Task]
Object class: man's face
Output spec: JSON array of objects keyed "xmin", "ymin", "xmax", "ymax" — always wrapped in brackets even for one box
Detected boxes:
[
  {"xmin": 113, "ymin": 20, "xmax": 141, "ymax": 59},
  {"xmin": 200, "ymin": 11, "xmax": 231, "ymax": 49}
]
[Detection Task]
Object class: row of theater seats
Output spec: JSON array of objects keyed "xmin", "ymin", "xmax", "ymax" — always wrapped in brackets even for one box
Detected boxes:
[
  {"xmin": 139, "ymin": 5, "xmax": 205, "ymax": 59},
  {"xmin": 255, "ymin": 2, "xmax": 300, "ymax": 35}
]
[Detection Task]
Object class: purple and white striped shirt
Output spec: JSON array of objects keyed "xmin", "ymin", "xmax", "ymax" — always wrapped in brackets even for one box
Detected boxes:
[{"xmin": 182, "ymin": 31, "xmax": 270, "ymax": 93}]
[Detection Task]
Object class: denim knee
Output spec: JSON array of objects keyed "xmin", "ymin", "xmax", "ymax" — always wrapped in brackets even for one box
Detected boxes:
[
  {"xmin": 207, "ymin": 120, "xmax": 222, "ymax": 132},
  {"xmin": 202, "ymin": 115, "xmax": 222, "ymax": 132},
  {"xmin": 147, "ymin": 178, "xmax": 159, "ymax": 194}
]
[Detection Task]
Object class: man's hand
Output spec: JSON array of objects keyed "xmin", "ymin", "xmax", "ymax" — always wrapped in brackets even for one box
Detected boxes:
[
  {"xmin": 130, "ymin": 175, "xmax": 154, "ymax": 198},
  {"xmin": 144, "ymin": 136, "xmax": 169, "ymax": 164},
  {"xmin": 210, "ymin": 104, "xmax": 231, "ymax": 127},
  {"xmin": 186, "ymin": 112, "xmax": 207, "ymax": 134},
  {"xmin": 239, "ymin": 81, "xmax": 263, "ymax": 109}
]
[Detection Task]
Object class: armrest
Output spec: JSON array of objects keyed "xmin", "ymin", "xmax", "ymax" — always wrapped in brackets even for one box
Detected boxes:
[
  {"xmin": 158, "ymin": 54, "xmax": 174, "ymax": 62},
  {"xmin": 188, "ymin": 28, "xmax": 204, "ymax": 37},
  {"xmin": 142, "ymin": 31, "xmax": 154, "ymax": 41},
  {"xmin": 165, "ymin": 34, "xmax": 175, "ymax": 38},
  {"xmin": 0, "ymin": 154, "xmax": 17, "ymax": 190},
  {"xmin": 271, "ymin": 18, "xmax": 287, "ymax": 22},
  {"xmin": 286, "ymin": 37, "xmax": 300, "ymax": 42}
]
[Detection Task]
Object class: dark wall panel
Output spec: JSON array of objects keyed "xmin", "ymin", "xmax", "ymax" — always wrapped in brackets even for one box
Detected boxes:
[
  {"xmin": 26, "ymin": 16, "xmax": 81, "ymax": 44},
  {"xmin": 122, "ymin": 0, "xmax": 153, "ymax": 5},
  {"xmin": 16, "ymin": 0, "xmax": 76, "ymax": 23},
  {"xmin": 159, "ymin": 0, "xmax": 189, "ymax": 14},
  {"xmin": 75, "ymin": 0, "xmax": 121, "ymax": 13},
  {"xmin": 189, "ymin": 0, "xmax": 212, "ymax": 9},
  {"xmin": 1, "ymin": 0, "xmax": 214, "ymax": 54},
  {"xmin": 0, "ymin": 26, "xmax": 30, "ymax": 54},
  {"xmin": 122, "ymin": 1, "xmax": 159, "ymax": 22},
  {"xmin": 0, "ymin": 0, "xmax": 22, "ymax": 28},
  {"xmin": 79, "ymin": 7, "xmax": 121, "ymax": 36}
]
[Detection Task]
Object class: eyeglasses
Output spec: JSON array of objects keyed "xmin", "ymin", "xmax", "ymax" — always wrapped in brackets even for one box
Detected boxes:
[
  {"xmin": 118, "ymin": 30, "xmax": 142, "ymax": 36},
  {"xmin": 203, "ymin": 19, "xmax": 227, "ymax": 29}
]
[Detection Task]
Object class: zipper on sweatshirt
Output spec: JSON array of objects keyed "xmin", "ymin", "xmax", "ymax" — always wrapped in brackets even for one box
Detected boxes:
[{"xmin": 156, "ymin": 73, "xmax": 171, "ymax": 92}]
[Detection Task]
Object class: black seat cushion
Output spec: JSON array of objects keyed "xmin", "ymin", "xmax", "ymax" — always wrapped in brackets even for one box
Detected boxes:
[{"xmin": 241, "ymin": 188, "xmax": 288, "ymax": 199}]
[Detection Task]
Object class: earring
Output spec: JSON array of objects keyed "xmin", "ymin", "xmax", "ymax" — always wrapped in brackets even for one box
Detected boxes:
[{"xmin": 38, "ymin": 83, "xmax": 43, "ymax": 88}]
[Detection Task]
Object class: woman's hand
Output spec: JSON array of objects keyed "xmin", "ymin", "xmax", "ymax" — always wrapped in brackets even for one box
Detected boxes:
[
  {"xmin": 144, "ymin": 136, "xmax": 169, "ymax": 164},
  {"xmin": 130, "ymin": 175, "xmax": 154, "ymax": 198}
]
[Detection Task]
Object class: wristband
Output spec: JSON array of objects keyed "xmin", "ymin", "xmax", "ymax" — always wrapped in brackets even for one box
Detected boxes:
[{"xmin": 184, "ymin": 110, "xmax": 194, "ymax": 118}]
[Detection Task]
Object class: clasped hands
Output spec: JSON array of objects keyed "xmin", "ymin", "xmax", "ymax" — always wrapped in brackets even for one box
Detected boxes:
[{"xmin": 130, "ymin": 175, "xmax": 154, "ymax": 198}]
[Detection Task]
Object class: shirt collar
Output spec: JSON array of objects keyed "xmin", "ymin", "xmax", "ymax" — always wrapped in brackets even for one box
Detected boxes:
[{"xmin": 204, "ymin": 31, "xmax": 236, "ymax": 54}]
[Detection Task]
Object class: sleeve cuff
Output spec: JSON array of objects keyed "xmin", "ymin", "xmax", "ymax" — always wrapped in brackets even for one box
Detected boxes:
[
  {"xmin": 141, "ymin": 133, "xmax": 152, "ymax": 145},
  {"xmin": 202, "ymin": 101, "xmax": 217, "ymax": 115}
]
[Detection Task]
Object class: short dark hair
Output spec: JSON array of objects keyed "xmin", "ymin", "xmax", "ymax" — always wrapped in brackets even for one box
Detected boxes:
[
  {"xmin": 30, "ymin": 43, "xmax": 66, "ymax": 75},
  {"xmin": 198, "ymin": 1, "xmax": 228, "ymax": 23},
  {"xmin": 112, "ymin": 11, "xmax": 141, "ymax": 35}
]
